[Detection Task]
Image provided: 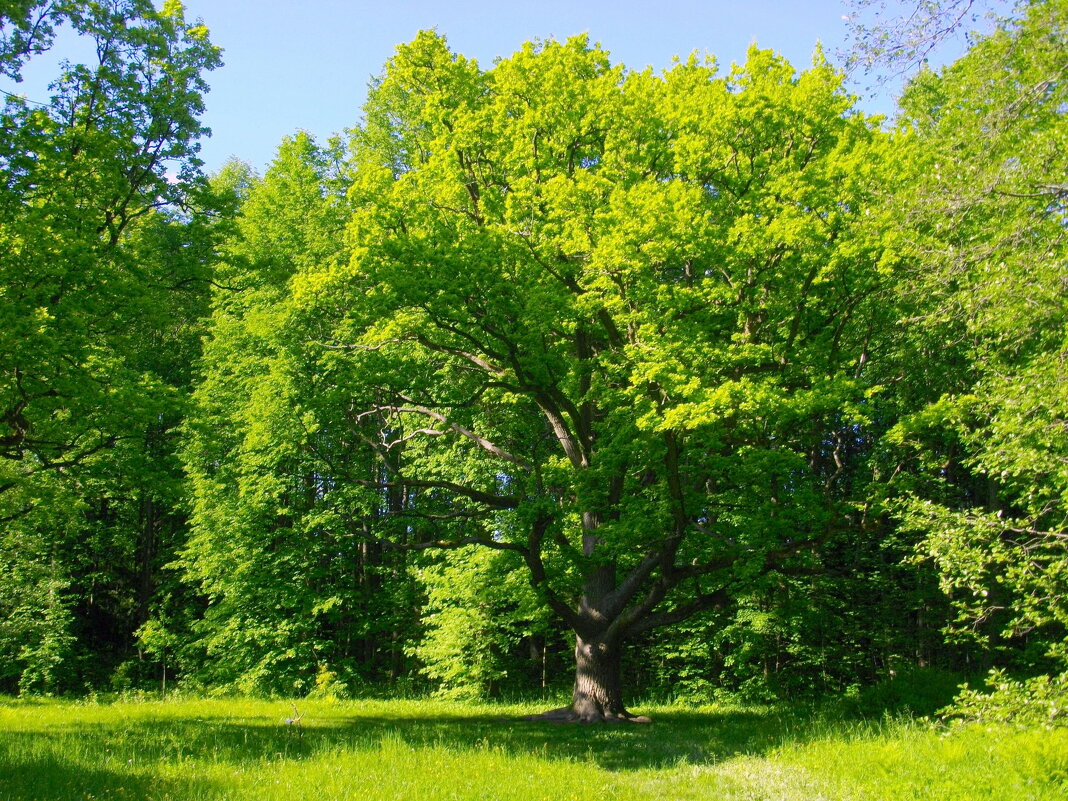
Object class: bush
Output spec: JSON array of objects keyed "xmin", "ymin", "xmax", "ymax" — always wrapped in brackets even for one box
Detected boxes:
[
  {"xmin": 306, "ymin": 664, "xmax": 351, "ymax": 700},
  {"xmin": 940, "ymin": 669, "xmax": 1068, "ymax": 728}
]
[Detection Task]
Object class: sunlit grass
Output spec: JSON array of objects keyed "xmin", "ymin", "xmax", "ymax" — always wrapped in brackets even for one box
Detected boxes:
[{"xmin": 0, "ymin": 696, "xmax": 1064, "ymax": 800}]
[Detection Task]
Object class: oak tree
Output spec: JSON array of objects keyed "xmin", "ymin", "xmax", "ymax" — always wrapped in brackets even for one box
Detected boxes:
[{"xmin": 283, "ymin": 32, "xmax": 897, "ymax": 721}]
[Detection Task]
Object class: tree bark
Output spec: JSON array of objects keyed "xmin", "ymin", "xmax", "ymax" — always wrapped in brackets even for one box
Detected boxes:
[
  {"xmin": 572, "ymin": 635, "xmax": 630, "ymax": 721},
  {"xmin": 525, "ymin": 510, "xmax": 655, "ymax": 723},
  {"xmin": 525, "ymin": 634, "xmax": 650, "ymax": 724}
]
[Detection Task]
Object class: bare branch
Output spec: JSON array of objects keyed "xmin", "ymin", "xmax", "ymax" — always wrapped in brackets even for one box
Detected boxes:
[
  {"xmin": 417, "ymin": 334, "xmax": 505, "ymax": 373},
  {"xmin": 361, "ymin": 403, "xmax": 531, "ymax": 469},
  {"xmin": 316, "ymin": 338, "xmax": 405, "ymax": 351},
  {"xmin": 389, "ymin": 508, "xmax": 492, "ymax": 522},
  {"xmin": 382, "ymin": 427, "xmax": 446, "ymax": 449},
  {"xmin": 399, "ymin": 406, "xmax": 530, "ymax": 469},
  {"xmin": 385, "ymin": 478, "xmax": 518, "ymax": 509}
]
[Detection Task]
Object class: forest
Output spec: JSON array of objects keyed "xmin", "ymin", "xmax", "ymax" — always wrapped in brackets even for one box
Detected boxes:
[{"xmin": 0, "ymin": 0, "xmax": 1065, "ymax": 731}]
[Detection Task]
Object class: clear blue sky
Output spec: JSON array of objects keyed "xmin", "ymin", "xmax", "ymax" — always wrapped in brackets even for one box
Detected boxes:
[
  {"xmin": 177, "ymin": 0, "xmax": 882, "ymax": 173},
  {"xmin": 5, "ymin": 1, "xmax": 980, "ymax": 175}
]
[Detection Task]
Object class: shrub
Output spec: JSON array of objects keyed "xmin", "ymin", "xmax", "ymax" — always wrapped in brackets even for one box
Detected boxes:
[{"xmin": 940, "ymin": 669, "xmax": 1068, "ymax": 728}]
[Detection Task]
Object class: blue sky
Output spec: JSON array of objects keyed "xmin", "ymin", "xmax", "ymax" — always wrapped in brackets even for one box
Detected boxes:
[
  {"xmin": 174, "ymin": 0, "xmax": 914, "ymax": 173},
  {"xmin": 5, "ymin": 1, "xmax": 981, "ymax": 175},
  {"xmin": 179, "ymin": 0, "xmax": 866, "ymax": 173}
]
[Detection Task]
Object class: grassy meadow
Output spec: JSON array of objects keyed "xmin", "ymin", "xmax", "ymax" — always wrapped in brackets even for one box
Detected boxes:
[{"xmin": 0, "ymin": 696, "xmax": 1065, "ymax": 801}]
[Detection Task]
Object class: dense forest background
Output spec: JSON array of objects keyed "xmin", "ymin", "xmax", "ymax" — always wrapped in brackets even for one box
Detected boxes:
[{"xmin": 0, "ymin": 0, "xmax": 1064, "ymax": 718}]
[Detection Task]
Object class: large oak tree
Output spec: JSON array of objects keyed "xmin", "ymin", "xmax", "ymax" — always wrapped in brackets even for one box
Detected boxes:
[{"xmin": 259, "ymin": 32, "xmax": 901, "ymax": 722}]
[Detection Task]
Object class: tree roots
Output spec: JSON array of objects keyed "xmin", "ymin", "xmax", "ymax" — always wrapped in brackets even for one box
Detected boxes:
[{"xmin": 522, "ymin": 705, "xmax": 652, "ymax": 725}]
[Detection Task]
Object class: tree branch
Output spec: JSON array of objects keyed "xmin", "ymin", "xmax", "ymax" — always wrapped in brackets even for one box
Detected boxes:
[
  {"xmin": 364, "ymin": 403, "xmax": 531, "ymax": 469},
  {"xmin": 624, "ymin": 588, "xmax": 730, "ymax": 638},
  {"xmin": 401, "ymin": 535, "xmax": 527, "ymax": 554},
  {"xmin": 523, "ymin": 513, "xmax": 584, "ymax": 632},
  {"xmin": 353, "ymin": 477, "xmax": 518, "ymax": 509}
]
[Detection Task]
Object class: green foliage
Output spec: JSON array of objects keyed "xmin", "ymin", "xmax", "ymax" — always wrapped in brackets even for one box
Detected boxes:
[
  {"xmin": 5, "ymin": 567, "xmax": 76, "ymax": 695},
  {"xmin": 883, "ymin": 0, "xmax": 1068, "ymax": 670},
  {"xmin": 0, "ymin": 197, "xmax": 226, "ymax": 693},
  {"xmin": 179, "ymin": 133, "xmax": 421, "ymax": 695},
  {"xmin": 641, "ymin": 542, "xmax": 953, "ymax": 704},
  {"xmin": 412, "ymin": 547, "xmax": 558, "ymax": 698},
  {"xmin": 306, "ymin": 664, "xmax": 351, "ymax": 700},
  {"xmin": 0, "ymin": 0, "xmax": 221, "ymax": 482},
  {"xmin": 282, "ymin": 29, "xmax": 900, "ymax": 713},
  {"xmin": 844, "ymin": 667, "xmax": 965, "ymax": 718},
  {"xmin": 5, "ymin": 0, "xmax": 1066, "ymax": 711},
  {"xmin": 0, "ymin": 0, "xmax": 222, "ymax": 694},
  {"xmin": 942, "ymin": 669, "xmax": 1068, "ymax": 728}
]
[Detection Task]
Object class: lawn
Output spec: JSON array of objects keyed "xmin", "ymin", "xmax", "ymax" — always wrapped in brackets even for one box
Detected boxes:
[{"xmin": 0, "ymin": 696, "xmax": 1064, "ymax": 800}]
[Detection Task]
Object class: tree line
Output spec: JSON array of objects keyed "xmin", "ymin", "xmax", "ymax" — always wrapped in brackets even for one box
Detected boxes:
[{"xmin": 1, "ymin": 0, "xmax": 1064, "ymax": 721}]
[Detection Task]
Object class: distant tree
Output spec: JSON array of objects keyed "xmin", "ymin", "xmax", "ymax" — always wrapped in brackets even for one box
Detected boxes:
[
  {"xmin": 178, "ymin": 134, "xmax": 426, "ymax": 693},
  {"xmin": 0, "ymin": 189, "xmax": 231, "ymax": 692},
  {"xmin": 412, "ymin": 546, "xmax": 561, "ymax": 699},
  {"xmin": 277, "ymin": 32, "xmax": 899, "ymax": 721},
  {"xmin": 843, "ymin": 0, "xmax": 1009, "ymax": 79}
]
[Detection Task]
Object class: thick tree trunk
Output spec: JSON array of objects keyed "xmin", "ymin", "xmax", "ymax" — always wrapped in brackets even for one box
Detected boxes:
[
  {"xmin": 525, "ymin": 516, "xmax": 650, "ymax": 723},
  {"xmin": 525, "ymin": 634, "xmax": 651, "ymax": 724},
  {"xmin": 572, "ymin": 635, "xmax": 630, "ymax": 721}
]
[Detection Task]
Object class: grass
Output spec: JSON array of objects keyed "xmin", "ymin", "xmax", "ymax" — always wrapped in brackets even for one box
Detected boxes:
[{"xmin": 0, "ymin": 696, "xmax": 1065, "ymax": 800}]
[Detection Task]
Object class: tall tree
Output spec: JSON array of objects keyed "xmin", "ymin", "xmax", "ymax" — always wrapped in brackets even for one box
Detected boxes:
[
  {"xmin": 883, "ymin": 0, "xmax": 1068, "ymax": 671},
  {"xmin": 179, "ymin": 134, "xmax": 425, "ymax": 693},
  {"xmin": 284, "ymin": 32, "xmax": 899, "ymax": 721},
  {"xmin": 0, "ymin": 0, "xmax": 220, "ymax": 503},
  {"xmin": 0, "ymin": 0, "xmax": 222, "ymax": 692}
]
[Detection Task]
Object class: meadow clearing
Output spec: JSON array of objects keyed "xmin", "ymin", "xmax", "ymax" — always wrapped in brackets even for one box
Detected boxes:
[{"xmin": 1, "ymin": 696, "xmax": 1065, "ymax": 801}]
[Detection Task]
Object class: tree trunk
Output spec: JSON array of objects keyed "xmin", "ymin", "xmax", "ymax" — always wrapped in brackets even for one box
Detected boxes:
[
  {"xmin": 526, "ymin": 517, "xmax": 650, "ymax": 723},
  {"xmin": 525, "ymin": 634, "xmax": 650, "ymax": 724},
  {"xmin": 572, "ymin": 635, "xmax": 626, "ymax": 721}
]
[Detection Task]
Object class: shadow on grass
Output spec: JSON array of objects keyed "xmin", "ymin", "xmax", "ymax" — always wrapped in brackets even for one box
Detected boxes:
[
  {"xmin": 309, "ymin": 707, "xmax": 807, "ymax": 770},
  {"xmin": 0, "ymin": 703, "xmax": 843, "ymax": 776},
  {"xmin": 0, "ymin": 748, "xmax": 219, "ymax": 800}
]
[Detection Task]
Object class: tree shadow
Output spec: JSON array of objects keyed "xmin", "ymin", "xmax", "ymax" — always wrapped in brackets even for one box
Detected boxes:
[
  {"xmin": 0, "ymin": 746, "xmax": 219, "ymax": 800},
  {"xmin": 310, "ymin": 707, "xmax": 802, "ymax": 770},
  {"xmin": 2, "ymin": 703, "xmax": 837, "ymax": 774}
]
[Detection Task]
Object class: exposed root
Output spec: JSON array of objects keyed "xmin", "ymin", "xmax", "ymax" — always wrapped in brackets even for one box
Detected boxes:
[{"xmin": 522, "ymin": 706, "xmax": 652, "ymax": 725}]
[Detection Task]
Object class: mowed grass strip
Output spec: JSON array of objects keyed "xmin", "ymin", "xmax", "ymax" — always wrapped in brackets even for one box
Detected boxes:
[{"xmin": 0, "ymin": 697, "xmax": 1064, "ymax": 800}]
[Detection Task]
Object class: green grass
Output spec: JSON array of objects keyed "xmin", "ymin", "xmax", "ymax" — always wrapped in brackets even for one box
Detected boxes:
[{"xmin": 0, "ymin": 696, "xmax": 1064, "ymax": 800}]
